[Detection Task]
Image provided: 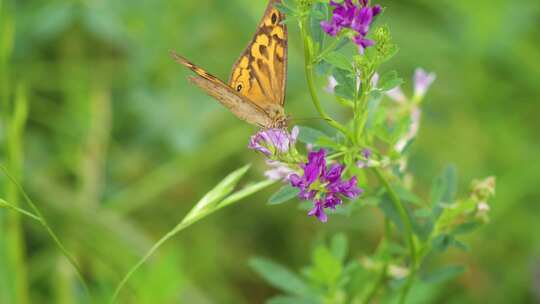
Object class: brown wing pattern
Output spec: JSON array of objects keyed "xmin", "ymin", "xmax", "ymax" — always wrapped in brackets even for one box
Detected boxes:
[
  {"xmin": 171, "ymin": 51, "xmax": 273, "ymax": 128},
  {"xmin": 229, "ymin": 0, "xmax": 288, "ymax": 108}
]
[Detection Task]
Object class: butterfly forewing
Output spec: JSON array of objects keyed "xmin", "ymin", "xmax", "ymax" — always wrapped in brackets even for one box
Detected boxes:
[
  {"xmin": 171, "ymin": 52, "xmax": 273, "ymax": 128},
  {"xmin": 171, "ymin": 0, "xmax": 288, "ymax": 128},
  {"xmin": 229, "ymin": 0, "xmax": 288, "ymax": 108}
]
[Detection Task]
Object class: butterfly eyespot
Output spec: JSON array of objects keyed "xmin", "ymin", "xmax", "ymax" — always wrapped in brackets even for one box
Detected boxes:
[
  {"xmin": 236, "ymin": 84, "xmax": 243, "ymax": 92},
  {"xmin": 271, "ymin": 13, "xmax": 278, "ymax": 24}
]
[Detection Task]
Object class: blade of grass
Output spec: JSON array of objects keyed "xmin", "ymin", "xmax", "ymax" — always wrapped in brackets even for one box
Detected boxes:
[
  {"xmin": 0, "ymin": 199, "xmax": 40, "ymax": 222},
  {"xmin": 2, "ymin": 83, "xmax": 30, "ymax": 304},
  {"xmin": 111, "ymin": 165, "xmax": 275, "ymax": 303},
  {"xmin": 0, "ymin": 165, "xmax": 91, "ymax": 300}
]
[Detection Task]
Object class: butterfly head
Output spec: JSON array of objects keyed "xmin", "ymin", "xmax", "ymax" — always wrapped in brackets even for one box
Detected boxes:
[{"xmin": 265, "ymin": 104, "xmax": 288, "ymax": 128}]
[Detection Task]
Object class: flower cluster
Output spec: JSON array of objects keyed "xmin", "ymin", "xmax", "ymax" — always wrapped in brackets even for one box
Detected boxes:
[
  {"xmin": 290, "ymin": 149, "xmax": 362, "ymax": 222},
  {"xmin": 321, "ymin": 0, "xmax": 382, "ymax": 51},
  {"xmin": 248, "ymin": 127, "xmax": 299, "ymax": 158}
]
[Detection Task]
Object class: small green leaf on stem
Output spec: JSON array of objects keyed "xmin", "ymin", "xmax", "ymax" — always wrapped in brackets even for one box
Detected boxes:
[
  {"xmin": 269, "ymin": 185, "xmax": 300, "ymax": 205},
  {"xmin": 250, "ymin": 258, "xmax": 313, "ymax": 296}
]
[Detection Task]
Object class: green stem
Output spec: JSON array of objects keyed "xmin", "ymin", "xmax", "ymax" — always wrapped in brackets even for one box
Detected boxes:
[
  {"xmin": 312, "ymin": 36, "xmax": 342, "ymax": 64},
  {"xmin": 354, "ymin": 71, "xmax": 374, "ymax": 144},
  {"xmin": 111, "ymin": 179, "xmax": 275, "ymax": 303},
  {"xmin": 0, "ymin": 199, "xmax": 41, "ymax": 222},
  {"xmin": 0, "ymin": 165, "xmax": 92, "ymax": 300},
  {"xmin": 299, "ymin": 19, "xmax": 349, "ymax": 139},
  {"xmin": 372, "ymin": 167, "xmax": 417, "ymax": 304}
]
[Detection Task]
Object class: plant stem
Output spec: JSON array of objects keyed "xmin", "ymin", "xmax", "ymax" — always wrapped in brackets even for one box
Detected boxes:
[
  {"xmin": 299, "ymin": 19, "xmax": 350, "ymax": 139},
  {"xmin": 354, "ymin": 70, "xmax": 374, "ymax": 145},
  {"xmin": 312, "ymin": 36, "xmax": 343, "ymax": 64},
  {"xmin": 0, "ymin": 199, "xmax": 41, "ymax": 222},
  {"xmin": 111, "ymin": 178, "xmax": 275, "ymax": 303},
  {"xmin": 0, "ymin": 165, "xmax": 92, "ymax": 300},
  {"xmin": 372, "ymin": 167, "xmax": 417, "ymax": 304}
]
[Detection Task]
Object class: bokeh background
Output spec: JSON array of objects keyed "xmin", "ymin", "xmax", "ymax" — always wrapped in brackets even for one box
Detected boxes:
[{"xmin": 1, "ymin": 0, "xmax": 539, "ymax": 303}]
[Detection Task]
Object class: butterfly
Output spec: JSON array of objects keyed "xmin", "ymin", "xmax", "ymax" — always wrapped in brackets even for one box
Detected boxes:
[{"xmin": 171, "ymin": 0, "xmax": 288, "ymax": 129}]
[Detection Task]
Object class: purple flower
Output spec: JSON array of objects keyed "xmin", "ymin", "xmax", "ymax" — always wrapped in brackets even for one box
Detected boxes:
[
  {"xmin": 321, "ymin": 0, "xmax": 381, "ymax": 52},
  {"xmin": 308, "ymin": 200, "xmax": 328, "ymax": 223},
  {"xmin": 248, "ymin": 126, "xmax": 299, "ymax": 157},
  {"xmin": 264, "ymin": 160, "xmax": 296, "ymax": 181},
  {"xmin": 290, "ymin": 149, "xmax": 363, "ymax": 223},
  {"xmin": 361, "ymin": 148, "xmax": 372, "ymax": 159},
  {"xmin": 395, "ymin": 107, "xmax": 421, "ymax": 153},
  {"xmin": 413, "ymin": 68, "xmax": 436, "ymax": 99},
  {"xmin": 386, "ymin": 86, "xmax": 407, "ymax": 104},
  {"xmin": 357, "ymin": 148, "xmax": 373, "ymax": 168},
  {"xmin": 325, "ymin": 76, "xmax": 339, "ymax": 93}
]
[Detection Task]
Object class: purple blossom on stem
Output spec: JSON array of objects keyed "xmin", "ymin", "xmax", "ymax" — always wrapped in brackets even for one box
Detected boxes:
[
  {"xmin": 290, "ymin": 149, "xmax": 363, "ymax": 222},
  {"xmin": 386, "ymin": 86, "xmax": 407, "ymax": 104},
  {"xmin": 264, "ymin": 160, "xmax": 296, "ymax": 181},
  {"xmin": 248, "ymin": 126, "xmax": 299, "ymax": 157},
  {"xmin": 413, "ymin": 68, "xmax": 436, "ymax": 99},
  {"xmin": 321, "ymin": 0, "xmax": 382, "ymax": 52},
  {"xmin": 357, "ymin": 148, "xmax": 373, "ymax": 168}
]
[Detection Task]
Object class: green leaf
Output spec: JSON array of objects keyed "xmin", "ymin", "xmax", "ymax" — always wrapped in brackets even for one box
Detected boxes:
[
  {"xmin": 267, "ymin": 296, "xmax": 321, "ymax": 304},
  {"xmin": 330, "ymin": 233, "xmax": 348, "ymax": 262},
  {"xmin": 249, "ymin": 258, "xmax": 312, "ymax": 296},
  {"xmin": 432, "ymin": 234, "xmax": 452, "ymax": 252},
  {"xmin": 422, "ymin": 265, "xmax": 465, "ymax": 284},
  {"xmin": 394, "ymin": 183, "xmax": 423, "ymax": 206},
  {"xmin": 268, "ymin": 185, "xmax": 300, "ymax": 205},
  {"xmin": 221, "ymin": 179, "xmax": 276, "ymax": 208},
  {"xmin": 333, "ymin": 68, "xmax": 356, "ymax": 100},
  {"xmin": 184, "ymin": 165, "xmax": 251, "ymax": 222},
  {"xmin": 308, "ymin": 246, "xmax": 342, "ymax": 286},
  {"xmin": 323, "ymin": 51, "xmax": 353, "ymax": 71},
  {"xmin": 432, "ymin": 233, "xmax": 471, "ymax": 253},
  {"xmin": 365, "ymin": 90, "xmax": 383, "ymax": 130},
  {"xmin": 297, "ymin": 126, "xmax": 328, "ymax": 144},
  {"xmin": 310, "ymin": 2, "xmax": 327, "ymax": 50},
  {"xmin": 275, "ymin": 3, "xmax": 296, "ymax": 17},
  {"xmin": 379, "ymin": 70, "xmax": 403, "ymax": 91},
  {"xmin": 334, "ymin": 84, "xmax": 354, "ymax": 100},
  {"xmin": 431, "ymin": 165, "xmax": 458, "ymax": 218},
  {"xmin": 451, "ymin": 221, "xmax": 481, "ymax": 235},
  {"xmin": 451, "ymin": 239, "xmax": 470, "ymax": 252},
  {"xmin": 379, "ymin": 195, "xmax": 404, "ymax": 232},
  {"xmin": 111, "ymin": 167, "xmax": 273, "ymax": 302}
]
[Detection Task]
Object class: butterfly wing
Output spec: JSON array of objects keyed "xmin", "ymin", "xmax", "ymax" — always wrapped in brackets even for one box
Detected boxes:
[
  {"xmin": 171, "ymin": 52, "xmax": 274, "ymax": 128},
  {"xmin": 229, "ymin": 0, "xmax": 288, "ymax": 108}
]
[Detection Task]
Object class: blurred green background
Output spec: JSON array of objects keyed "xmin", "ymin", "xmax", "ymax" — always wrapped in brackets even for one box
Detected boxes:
[{"xmin": 1, "ymin": 0, "xmax": 539, "ymax": 303}]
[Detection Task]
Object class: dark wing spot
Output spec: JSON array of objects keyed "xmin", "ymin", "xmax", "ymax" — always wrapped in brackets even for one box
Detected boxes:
[
  {"xmin": 271, "ymin": 13, "xmax": 278, "ymax": 24},
  {"xmin": 259, "ymin": 45, "xmax": 269, "ymax": 59},
  {"xmin": 236, "ymin": 84, "xmax": 243, "ymax": 92}
]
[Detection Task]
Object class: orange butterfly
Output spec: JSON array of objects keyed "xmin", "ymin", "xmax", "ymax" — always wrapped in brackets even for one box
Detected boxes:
[{"xmin": 171, "ymin": 0, "xmax": 288, "ymax": 128}]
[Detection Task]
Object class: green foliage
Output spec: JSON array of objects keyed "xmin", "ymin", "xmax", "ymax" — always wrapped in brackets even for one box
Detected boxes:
[
  {"xmin": 268, "ymin": 185, "xmax": 300, "ymax": 205},
  {"xmin": 0, "ymin": 0, "xmax": 537, "ymax": 303}
]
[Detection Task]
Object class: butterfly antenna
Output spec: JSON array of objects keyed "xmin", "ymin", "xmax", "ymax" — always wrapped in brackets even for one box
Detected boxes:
[{"xmin": 289, "ymin": 117, "xmax": 330, "ymax": 123}]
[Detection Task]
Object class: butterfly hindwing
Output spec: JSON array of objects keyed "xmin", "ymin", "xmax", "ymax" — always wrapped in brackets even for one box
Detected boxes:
[
  {"xmin": 171, "ymin": 52, "xmax": 273, "ymax": 128},
  {"xmin": 229, "ymin": 0, "xmax": 287, "ymax": 108}
]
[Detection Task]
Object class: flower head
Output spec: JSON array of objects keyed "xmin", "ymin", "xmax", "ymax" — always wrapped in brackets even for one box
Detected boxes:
[
  {"xmin": 290, "ymin": 149, "xmax": 363, "ymax": 222},
  {"xmin": 248, "ymin": 127, "xmax": 299, "ymax": 157},
  {"xmin": 264, "ymin": 160, "xmax": 296, "ymax": 181},
  {"xmin": 321, "ymin": 0, "xmax": 381, "ymax": 52},
  {"xmin": 386, "ymin": 86, "xmax": 407, "ymax": 104},
  {"xmin": 413, "ymin": 68, "xmax": 436, "ymax": 99}
]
